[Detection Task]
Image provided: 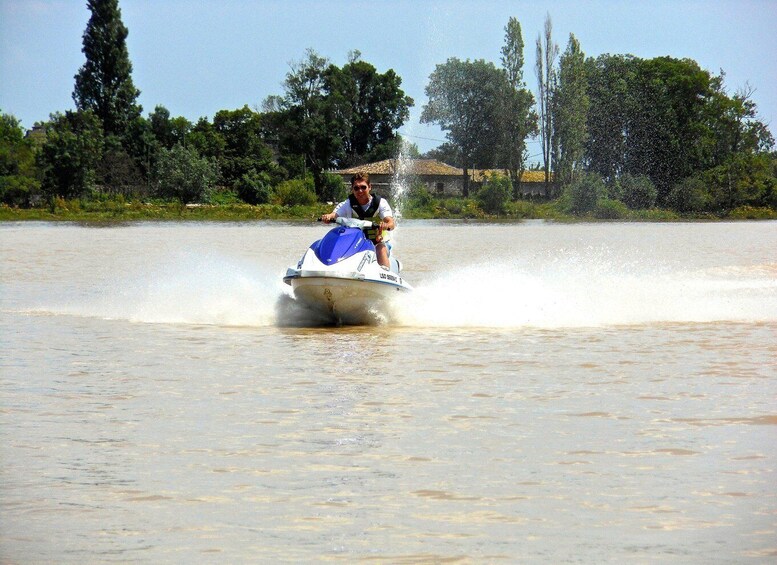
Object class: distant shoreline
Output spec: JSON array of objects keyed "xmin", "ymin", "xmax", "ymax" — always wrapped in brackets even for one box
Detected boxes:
[{"xmin": 2, "ymin": 201, "xmax": 776, "ymax": 223}]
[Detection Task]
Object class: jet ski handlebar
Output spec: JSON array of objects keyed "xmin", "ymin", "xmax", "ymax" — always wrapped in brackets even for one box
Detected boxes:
[
  {"xmin": 335, "ymin": 217, "xmax": 375, "ymax": 229},
  {"xmin": 317, "ymin": 216, "xmax": 375, "ymax": 229},
  {"xmin": 318, "ymin": 216, "xmax": 393, "ymax": 244}
]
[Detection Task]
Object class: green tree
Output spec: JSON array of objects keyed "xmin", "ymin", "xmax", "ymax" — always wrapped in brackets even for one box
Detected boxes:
[
  {"xmin": 707, "ymin": 82, "xmax": 774, "ymax": 163},
  {"xmin": 584, "ymin": 54, "xmax": 732, "ymax": 206},
  {"xmin": 701, "ymin": 152, "xmax": 776, "ymax": 211},
  {"xmin": 149, "ymin": 105, "xmax": 191, "ymax": 150},
  {"xmin": 627, "ymin": 57, "xmax": 714, "ymax": 202},
  {"xmin": 212, "ymin": 106, "xmax": 279, "ymax": 192},
  {"xmin": 702, "ymin": 82, "xmax": 775, "ymax": 211},
  {"xmin": 553, "ymin": 34, "xmax": 588, "ymax": 187},
  {"xmin": 119, "ymin": 115, "xmax": 158, "ymax": 195},
  {"xmin": 265, "ymin": 49, "xmax": 413, "ymax": 198},
  {"xmin": 320, "ymin": 171, "xmax": 348, "ymax": 203},
  {"xmin": 367, "ymin": 136, "xmax": 419, "ymax": 163},
  {"xmin": 264, "ymin": 49, "xmax": 346, "ymax": 198},
  {"xmin": 324, "ymin": 56, "xmax": 413, "ymax": 166},
  {"xmin": 155, "ymin": 144, "xmax": 218, "ymax": 204},
  {"xmin": 98, "ymin": 141, "xmax": 145, "ymax": 197},
  {"xmin": 0, "ymin": 113, "xmax": 28, "ymax": 176},
  {"xmin": 535, "ymin": 13, "xmax": 559, "ymax": 196},
  {"xmin": 38, "ymin": 110, "xmax": 105, "ymax": 200},
  {"xmin": 584, "ymin": 54, "xmax": 636, "ymax": 182},
  {"xmin": 423, "ymin": 142, "xmax": 462, "ymax": 166},
  {"xmin": 499, "ymin": 17, "xmax": 538, "ymax": 197},
  {"xmin": 188, "ymin": 117, "xmax": 226, "ymax": 162},
  {"xmin": 421, "ymin": 58, "xmax": 506, "ymax": 196},
  {"xmin": 583, "ymin": 53, "xmax": 774, "ymax": 214},
  {"xmin": 73, "ymin": 0, "xmax": 141, "ymax": 138},
  {"xmin": 0, "ymin": 112, "xmax": 40, "ymax": 206},
  {"xmin": 501, "ymin": 17, "xmax": 525, "ymax": 91}
]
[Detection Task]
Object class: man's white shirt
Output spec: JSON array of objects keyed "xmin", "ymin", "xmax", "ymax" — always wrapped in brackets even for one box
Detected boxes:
[{"xmin": 334, "ymin": 196, "xmax": 393, "ymax": 219}]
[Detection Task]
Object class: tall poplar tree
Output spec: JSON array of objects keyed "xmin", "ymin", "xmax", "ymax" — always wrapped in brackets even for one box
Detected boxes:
[
  {"xmin": 499, "ymin": 17, "xmax": 538, "ymax": 197},
  {"xmin": 73, "ymin": 0, "xmax": 141, "ymax": 138},
  {"xmin": 535, "ymin": 13, "xmax": 558, "ymax": 196},
  {"xmin": 553, "ymin": 34, "xmax": 589, "ymax": 186}
]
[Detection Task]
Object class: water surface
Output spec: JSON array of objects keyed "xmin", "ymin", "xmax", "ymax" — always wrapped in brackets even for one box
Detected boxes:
[{"xmin": 1, "ymin": 220, "xmax": 775, "ymax": 562}]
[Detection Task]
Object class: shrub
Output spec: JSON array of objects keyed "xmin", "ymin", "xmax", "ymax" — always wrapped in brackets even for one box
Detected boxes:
[
  {"xmin": 320, "ymin": 172, "xmax": 347, "ymax": 203},
  {"xmin": 476, "ymin": 174, "xmax": 511, "ymax": 215},
  {"xmin": 460, "ymin": 199, "xmax": 485, "ymax": 219},
  {"xmin": 728, "ymin": 205, "xmax": 777, "ymax": 219},
  {"xmin": 207, "ymin": 188, "xmax": 242, "ymax": 205},
  {"xmin": 407, "ymin": 183, "xmax": 434, "ymax": 211},
  {"xmin": 155, "ymin": 144, "xmax": 218, "ymax": 204},
  {"xmin": 0, "ymin": 175, "xmax": 40, "ymax": 207},
  {"xmin": 620, "ymin": 173, "xmax": 657, "ymax": 209},
  {"xmin": 504, "ymin": 199, "xmax": 536, "ymax": 218},
  {"xmin": 97, "ymin": 146, "xmax": 145, "ymax": 198},
  {"xmin": 272, "ymin": 177, "xmax": 317, "ymax": 206},
  {"xmin": 438, "ymin": 198, "xmax": 461, "ymax": 215},
  {"xmin": 567, "ymin": 172, "xmax": 606, "ymax": 215},
  {"xmin": 632, "ymin": 208, "xmax": 680, "ymax": 221},
  {"xmin": 594, "ymin": 198, "xmax": 629, "ymax": 219},
  {"xmin": 668, "ymin": 176, "xmax": 710, "ymax": 213},
  {"xmin": 235, "ymin": 170, "xmax": 271, "ymax": 204}
]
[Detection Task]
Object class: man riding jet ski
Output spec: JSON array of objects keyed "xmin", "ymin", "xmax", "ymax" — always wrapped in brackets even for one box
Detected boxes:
[
  {"xmin": 283, "ymin": 171, "xmax": 411, "ymax": 324},
  {"xmin": 320, "ymin": 172, "xmax": 394, "ymax": 269}
]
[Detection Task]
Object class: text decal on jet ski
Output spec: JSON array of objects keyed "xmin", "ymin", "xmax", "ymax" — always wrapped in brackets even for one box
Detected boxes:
[{"xmin": 379, "ymin": 272, "xmax": 399, "ymax": 282}]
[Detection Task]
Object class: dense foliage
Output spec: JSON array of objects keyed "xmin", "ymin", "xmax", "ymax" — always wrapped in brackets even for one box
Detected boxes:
[
  {"xmin": 2, "ymin": 3, "xmax": 774, "ymax": 219},
  {"xmin": 0, "ymin": 113, "xmax": 40, "ymax": 206},
  {"xmin": 422, "ymin": 58, "xmax": 510, "ymax": 196},
  {"xmin": 262, "ymin": 49, "xmax": 413, "ymax": 198},
  {"xmin": 155, "ymin": 144, "xmax": 218, "ymax": 204},
  {"xmin": 73, "ymin": 0, "xmax": 141, "ymax": 137}
]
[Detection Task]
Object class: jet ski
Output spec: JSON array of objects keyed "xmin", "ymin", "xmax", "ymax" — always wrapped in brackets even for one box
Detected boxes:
[{"xmin": 283, "ymin": 217, "xmax": 413, "ymax": 324}]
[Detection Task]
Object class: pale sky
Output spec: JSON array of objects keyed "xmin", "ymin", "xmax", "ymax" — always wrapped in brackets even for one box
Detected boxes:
[{"xmin": 2, "ymin": 0, "xmax": 775, "ymax": 160}]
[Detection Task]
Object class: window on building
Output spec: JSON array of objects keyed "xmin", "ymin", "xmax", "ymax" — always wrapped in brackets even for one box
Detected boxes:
[{"xmin": 436, "ymin": 182, "xmax": 444, "ymax": 194}]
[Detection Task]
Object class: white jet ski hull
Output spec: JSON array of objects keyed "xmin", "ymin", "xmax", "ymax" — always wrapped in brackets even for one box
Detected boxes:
[
  {"xmin": 286, "ymin": 274, "xmax": 409, "ymax": 324},
  {"xmin": 283, "ymin": 217, "xmax": 413, "ymax": 325}
]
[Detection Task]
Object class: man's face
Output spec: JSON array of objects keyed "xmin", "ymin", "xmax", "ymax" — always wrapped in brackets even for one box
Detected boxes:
[{"xmin": 352, "ymin": 180, "xmax": 371, "ymax": 205}]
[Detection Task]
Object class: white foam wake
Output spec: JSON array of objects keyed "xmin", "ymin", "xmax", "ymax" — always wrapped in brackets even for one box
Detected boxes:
[
  {"xmin": 28, "ymin": 253, "xmax": 777, "ymax": 329},
  {"xmin": 41, "ymin": 253, "xmax": 288, "ymax": 327},
  {"xmin": 390, "ymin": 259, "xmax": 777, "ymax": 328}
]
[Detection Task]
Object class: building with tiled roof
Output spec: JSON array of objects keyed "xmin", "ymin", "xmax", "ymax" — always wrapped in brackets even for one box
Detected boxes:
[
  {"xmin": 332, "ymin": 159, "xmax": 552, "ymax": 197},
  {"xmin": 472, "ymin": 169, "xmax": 550, "ymax": 184},
  {"xmin": 335, "ymin": 159, "xmax": 463, "ymax": 177},
  {"xmin": 332, "ymin": 159, "xmax": 466, "ymax": 196}
]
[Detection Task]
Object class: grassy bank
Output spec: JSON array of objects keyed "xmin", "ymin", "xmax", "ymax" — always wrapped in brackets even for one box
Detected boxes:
[
  {"xmin": 1, "ymin": 198, "xmax": 775, "ymax": 222},
  {"xmin": 0, "ymin": 200, "xmax": 331, "ymax": 223}
]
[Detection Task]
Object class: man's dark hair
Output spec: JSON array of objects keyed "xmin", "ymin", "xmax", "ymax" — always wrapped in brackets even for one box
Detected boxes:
[{"xmin": 351, "ymin": 172, "xmax": 370, "ymax": 186}]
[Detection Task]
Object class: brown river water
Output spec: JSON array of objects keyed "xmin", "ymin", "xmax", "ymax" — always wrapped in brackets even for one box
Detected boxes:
[{"xmin": 1, "ymin": 220, "xmax": 775, "ymax": 563}]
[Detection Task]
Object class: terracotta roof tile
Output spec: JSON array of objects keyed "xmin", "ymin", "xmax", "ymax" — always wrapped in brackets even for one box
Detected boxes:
[
  {"xmin": 473, "ymin": 169, "xmax": 551, "ymax": 183},
  {"xmin": 333, "ymin": 159, "xmax": 464, "ymax": 176},
  {"xmin": 334, "ymin": 160, "xmax": 551, "ymax": 182}
]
